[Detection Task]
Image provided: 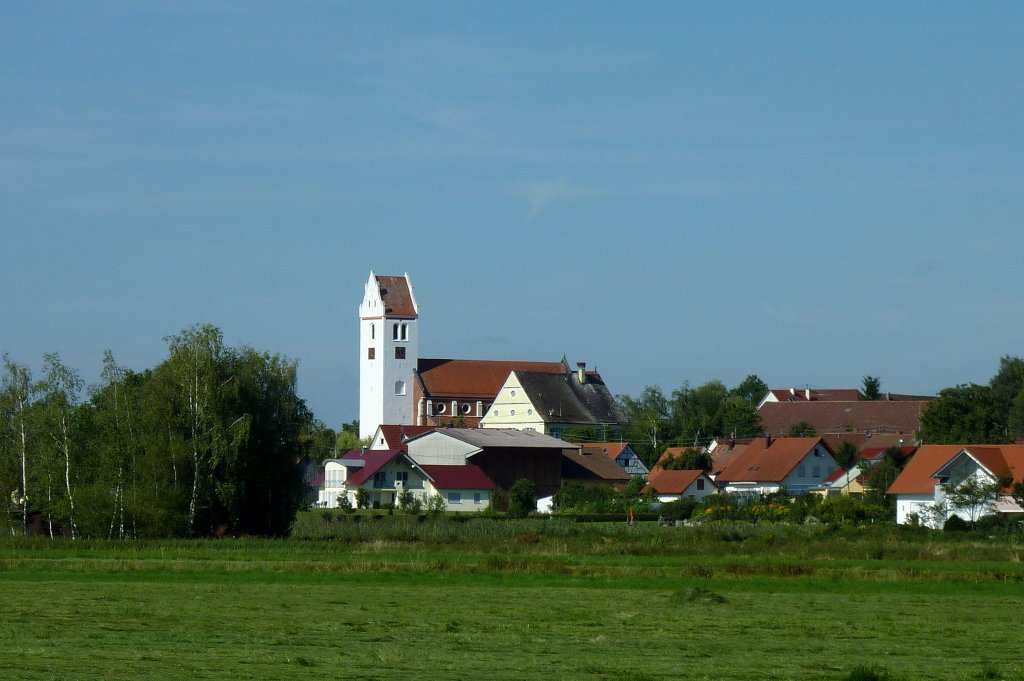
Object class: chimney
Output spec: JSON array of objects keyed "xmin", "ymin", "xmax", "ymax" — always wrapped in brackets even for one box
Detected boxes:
[
  {"xmin": 805, "ymin": 388, "xmax": 812, "ymax": 401},
  {"xmin": 789, "ymin": 388, "xmax": 796, "ymax": 396},
  {"xmin": 576, "ymin": 361, "xmax": 587, "ymax": 384},
  {"xmin": 766, "ymin": 433, "xmax": 773, "ymax": 448}
]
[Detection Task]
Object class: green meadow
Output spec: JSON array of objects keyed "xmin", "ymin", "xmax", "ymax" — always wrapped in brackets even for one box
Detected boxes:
[{"xmin": 4, "ymin": 518, "xmax": 1024, "ymax": 681}]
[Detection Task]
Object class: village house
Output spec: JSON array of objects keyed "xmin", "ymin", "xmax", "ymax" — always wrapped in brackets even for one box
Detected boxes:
[
  {"xmin": 888, "ymin": 444, "xmax": 1024, "ymax": 527},
  {"xmin": 317, "ymin": 448, "xmax": 495, "ymax": 511},
  {"xmin": 715, "ymin": 436, "xmax": 838, "ymax": 495},
  {"xmin": 644, "ymin": 469, "xmax": 718, "ymax": 502},
  {"xmin": 574, "ymin": 442, "xmax": 649, "ymax": 477}
]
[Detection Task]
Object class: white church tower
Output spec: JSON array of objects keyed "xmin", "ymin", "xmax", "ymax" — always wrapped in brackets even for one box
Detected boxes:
[{"xmin": 359, "ymin": 272, "xmax": 419, "ymax": 440}]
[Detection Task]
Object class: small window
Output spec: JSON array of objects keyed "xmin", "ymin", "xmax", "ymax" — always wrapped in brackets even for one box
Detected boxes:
[
  {"xmin": 367, "ymin": 347, "xmax": 375, "ymax": 360},
  {"xmin": 473, "ymin": 492, "xmax": 481, "ymax": 504},
  {"xmin": 370, "ymin": 323, "xmax": 375, "ymax": 340},
  {"xmin": 492, "ymin": 409, "xmax": 498, "ymax": 416},
  {"xmin": 396, "ymin": 471, "xmax": 408, "ymax": 484},
  {"xmin": 697, "ymin": 478, "xmax": 705, "ymax": 491},
  {"xmin": 461, "ymin": 403, "xmax": 472, "ymax": 414},
  {"xmin": 510, "ymin": 389, "xmax": 516, "ymax": 397},
  {"xmin": 400, "ymin": 323, "xmax": 408, "ymax": 341},
  {"xmin": 395, "ymin": 347, "xmax": 406, "ymax": 359},
  {"xmin": 812, "ymin": 465, "xmax": 821, "ymax": 478},
  {"xmin": 392, "ymin": 323, "xmax": 399, "ymax": 340},
  {"xmin": 798, "ymin": 465, "xmax": 806, "ymax": 478},
  {"xmin": 395, "ymin": 380, "xmax": 406, "ymax": 396},
  {"xmin": 448, "ymin": 492, "xmax": 461, "ymax": 503},
  {"xmin": 510, "ymin": 409, "xmax": 516, "ymax": 416},
  {"xmin": 527, "ymin": 409, "xmax": 533, "ymax": 416},
  {"xmin": 436, "ymin": 403, "xmax": 446, "ymax": 414}
]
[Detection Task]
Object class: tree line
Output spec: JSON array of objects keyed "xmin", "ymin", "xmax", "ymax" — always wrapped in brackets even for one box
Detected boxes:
[
  {"xmin": 615, "ymin": 374, "xmax": 769, "ymax": 467},
  {"xmin": 0, "ymin": 324, "xmax": 334, "ymax": 538}
]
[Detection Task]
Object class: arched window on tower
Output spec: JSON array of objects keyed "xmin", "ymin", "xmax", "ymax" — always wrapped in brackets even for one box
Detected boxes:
[
  {"xmin": 370, "ymin": 323, "xmax": 375, "ymax": 340},
  {"xmin": 395, "ymin": 380, "xmax": 406, "ymax": 396},
  {"xmin": 393, "ymin": 323, "xmax": 399, "ymax": 340}
]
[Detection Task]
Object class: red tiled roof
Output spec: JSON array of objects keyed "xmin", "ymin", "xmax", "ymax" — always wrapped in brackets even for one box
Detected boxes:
[
  {"xmin": 716, "ymin": 437, "xmax": 831, "ymax": 483},
  {"xmin": 710, "ymin": 439, "xmax": 751, "ymax": 475},
  {"xmin": 656, "ymin": 447, "xmax": 703, "ymax": 468},
  {"xmin": 575, "ymin": 442, "xmax": 629, "ymax": 460},
  {"xmin": 340, "ymin": 449, "xmax": 405, "ymax": 486},
  {"xmin": 416, "ymin": 358, "xmax": 566, "ymax": 399},
  {"xmin": 885, "ymin": 445, "xmax": 1024, "ymax": 496},
  {"xmin": 374, "ymin": 275, "xmax": 417, "ymax": 317},
  {"xmin": 767, "ymin": 388, "xmax": 863, "ymax": 402},
  {"xmin": 859, "ymin": 445, "xmax": 916, "ymax": 461},
  {"xmin": 420, "ymin": 464, "xmax": 496, "ymax": 490},
  {"xmin": 758, "ymin": 401, "xmax": 927, "ymax": 437},
  {"xmin": 646, "ymin": 469, "xmax": 709, "ymax": 494},
  {"xmin": 376, "ymin": 424, "xmax": 441, "ymax": 448}
]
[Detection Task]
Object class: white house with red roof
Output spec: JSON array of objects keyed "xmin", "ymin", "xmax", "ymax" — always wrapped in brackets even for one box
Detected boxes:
[
  {"xmin": 888, "ymin": 444, "xmax": 1024, "ymax": 527},
  {"xmin": 644, "ymin": 469, "xmax": 718, "ymax": 502},
  {"xmin": 715, "ymin": 436, "xmax": 837, "ymax": 495},
  {"xmin": 318, "ymin": 447, "xmax": 496, "ymax": 511}
]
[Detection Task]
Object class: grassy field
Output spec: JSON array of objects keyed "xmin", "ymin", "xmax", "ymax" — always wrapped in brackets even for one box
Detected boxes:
[{"xmin": 3, "ymin": 518, "xmax": 1024, "ymax": 681}]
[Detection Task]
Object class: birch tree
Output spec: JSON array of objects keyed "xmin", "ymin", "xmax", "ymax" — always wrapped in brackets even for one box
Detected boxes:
[
  {"xmin": 1, "ymin": 355, "xmax": 37, "ymax": 536},
  {"xmin": 40, "ymin": 353, "xmax": 83, "ymax": 538}
]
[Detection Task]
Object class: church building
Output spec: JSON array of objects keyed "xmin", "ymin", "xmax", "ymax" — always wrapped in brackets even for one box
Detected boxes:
[{"xmin": 358, "ymin": 272, "xmax": 591, "ymax": 439}]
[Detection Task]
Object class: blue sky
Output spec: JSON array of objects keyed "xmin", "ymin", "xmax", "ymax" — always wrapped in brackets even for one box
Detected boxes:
[{"xmin": 3, "ymin": 2, "xmax": 1023, "ymax": 426}]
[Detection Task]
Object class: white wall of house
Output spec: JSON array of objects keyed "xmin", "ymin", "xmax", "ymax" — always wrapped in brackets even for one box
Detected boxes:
[
  {"xmin": 720, "ymin": 482, "xmax": 782, "ymax": 495},
  {"xmin": 422, "ymin": 483, "xmax": 491, "ymax": 512},
  {"xmin": 319, "ymin": 460, "xmax": 349, "ymax": 508},
  {"xmin": 896, "ymin": 460, "xmax": 1001, "ymax": 527},
  {"xmin": 896, "ymin": 493, "xmax": 940, "ymax": 526},
  {"xmin": 480, "ymin": 374, "xmax": 547, "ymax": 432},
  {"xmin": 407, "ymin": 432, "xmax": 478, "ymax": 465},
  {"xmin": 656, "ymin": 478, "xmax": 718, "ymax": 503},
  {"xmin": 616, "ymin": 449, "xmax": 649, "ymax": 476}
]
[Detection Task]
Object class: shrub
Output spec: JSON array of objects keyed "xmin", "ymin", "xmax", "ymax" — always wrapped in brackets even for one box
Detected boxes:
[
  {"xmin": 398, "ymin": 489, "xmax": 422, "ymax": 514},
  {"xmin": 659, "ymin": 497, "xmax": 698, "ymax": 521},
  {"xmin": 425, "ymin": 494, "xmax": 447, "ymax": 517},
  {"xmin": 507, "ymin": 479, "xmax": 537, "ymax": 519},
  {"xmin": 943, "ymin": 514, "xmax": 970, "ymax": 532},
  {"xmin": 355, "ymin": 488, "xmax": 369, "ymax": 509}
]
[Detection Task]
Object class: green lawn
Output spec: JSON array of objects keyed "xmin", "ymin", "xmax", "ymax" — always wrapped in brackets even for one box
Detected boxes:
[{"xmin": 3, "ymin": 521, "xmax": 1024, "ymax": 680}]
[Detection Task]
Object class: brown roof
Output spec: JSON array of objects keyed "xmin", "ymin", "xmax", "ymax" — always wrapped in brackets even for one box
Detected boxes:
[
  {"xmin": 758, "ymin": 401, "xmax": 928, "ymax": 438},
  {"xmin": 645, "ymin": 469, "xmax": 710, "ymax": 494},
  {"xmin": 416, "ymin": 358, "xmax": 565, "ymax": 399},
  {"xmin": 374, "ymin": 275, "xmax": 417, "ymax": 317},
  {"xmin": 561, "ymin": 448, "xmax": 632, "ymax": 484},
  {"xmin": 710, "ymin": 439, "xmax": 751, "ymax": 476},
  {"xmin": 767, "ymin": 388, "xmax": 863, "ymax": 402},
  {"xmin": 888, "ymin": 444, "xmax": 1024, "ymax": 495},
  {"xmin": 376, "ymin": 424, "xmax": 441, "ymax": 449},
  {"xmin": 655, "ymin": 447, "xmax": 701, "ymax": 468},
  {"xmin": 716, "ymin": 437, "xmax": 830, "ymax": 483},
  {"xmin": 576, "ymin": 442, "xmax": 629, "ymax": 460},
  {"xmin": 819, "ymin": 433, "xmax": 914, "ymax": 454}
]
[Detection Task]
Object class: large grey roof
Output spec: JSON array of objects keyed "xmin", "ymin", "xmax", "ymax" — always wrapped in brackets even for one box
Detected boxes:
[
  {"xmin": 515, "ymin": 371, "xmax": 626, "ymax": 426},
  {"xmin": 428, "ymin": 427, "xmax": 573, "ymax": 449}
]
